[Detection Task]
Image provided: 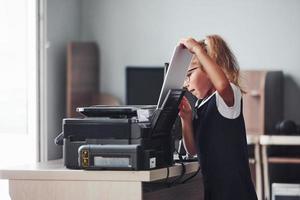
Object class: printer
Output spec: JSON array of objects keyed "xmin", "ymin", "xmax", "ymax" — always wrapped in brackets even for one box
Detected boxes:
[{"xmin": 55, "ymin": 89, "xmax": 185, "ymax": 170}]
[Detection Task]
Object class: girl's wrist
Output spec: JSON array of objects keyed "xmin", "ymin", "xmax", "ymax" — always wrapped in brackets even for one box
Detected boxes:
[
  {"xmin": 191, "ymin": 44, "xmax": 201, "ymax": 54},
  {"xmin": 193, "ymin": 44, "xmax": 205, "ymax": 56},
  {"xmin": 181, "ymin": 116, "xmax": 192, "ymax": 126}
]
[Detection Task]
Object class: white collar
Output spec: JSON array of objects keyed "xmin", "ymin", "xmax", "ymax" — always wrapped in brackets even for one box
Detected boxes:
[{"xmin": 195, "ymin": 91, "xmax": 217, "ymax": 109}]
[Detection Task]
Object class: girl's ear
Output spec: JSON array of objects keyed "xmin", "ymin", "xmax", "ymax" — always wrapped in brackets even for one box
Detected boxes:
[{"xmin": 202, "ymin": 70, "xmax": 208, "ymax": 77}]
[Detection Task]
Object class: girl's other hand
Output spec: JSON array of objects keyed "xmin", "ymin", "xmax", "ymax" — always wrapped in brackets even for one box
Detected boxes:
[{"xmin": 178, "ymin": 96, "xmax": 193, "ymax": 122}]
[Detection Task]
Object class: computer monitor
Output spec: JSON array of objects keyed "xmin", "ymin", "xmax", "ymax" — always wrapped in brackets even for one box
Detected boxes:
[{"xmin": 126, "ymin": 67, "xmax": 165, "ymax": 105}]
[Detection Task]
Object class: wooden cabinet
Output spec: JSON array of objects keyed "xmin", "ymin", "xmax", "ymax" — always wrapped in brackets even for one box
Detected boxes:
[
  {"xmin": 241, "ymin": 70, "xmax": 284, "ymax": 135},
  {"xmin": 66, "ymin": 42, "xmax": 99, "ymax": 117},
  {"xmin": 241, "ymin": 70, "xmax": 284, "ymax": 200}
]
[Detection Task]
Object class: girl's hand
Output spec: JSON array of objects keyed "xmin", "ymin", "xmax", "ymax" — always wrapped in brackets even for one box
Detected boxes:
[
  {"xmin": 180, "ymin": 37, "xmax": 202, "ymax": 54},
  {"xmin": 178, "ymin": 96, "xmax": 193, "ymax": 123}
]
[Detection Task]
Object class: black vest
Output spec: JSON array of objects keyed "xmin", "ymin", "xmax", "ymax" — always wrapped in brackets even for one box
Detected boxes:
[{"xmin": 194, "ymin": 95, "xmax": 257, "ymax": 200}]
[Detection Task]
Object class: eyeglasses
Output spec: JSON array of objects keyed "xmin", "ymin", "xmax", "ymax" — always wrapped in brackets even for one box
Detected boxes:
[
  {"xmin": 184, "ymin": 67, "xmax": 198, "ymax": 83},
  {"xmin": 185, "ymin": 74, "xmax": 191, "ymax": 84}
]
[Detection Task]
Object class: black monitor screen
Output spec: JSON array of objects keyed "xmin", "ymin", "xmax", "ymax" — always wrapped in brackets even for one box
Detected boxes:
[{"xmin": 126, "ymin": 67, "xmax": 164, "ymax": 105}]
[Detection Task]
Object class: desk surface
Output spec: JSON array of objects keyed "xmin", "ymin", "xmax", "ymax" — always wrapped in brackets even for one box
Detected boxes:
[
  {"xmin": 260, "ymin": 135, "xmax": 300, "ymax": 145},
  {"xmin": 0, "ymin": 159, "xmax": 199, "ymax": 182}
]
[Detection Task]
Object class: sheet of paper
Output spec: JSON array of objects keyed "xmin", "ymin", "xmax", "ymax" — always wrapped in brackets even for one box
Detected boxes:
[{"xmin": 157, "ymin": 45, "xmax": 193, "ymax": 108}]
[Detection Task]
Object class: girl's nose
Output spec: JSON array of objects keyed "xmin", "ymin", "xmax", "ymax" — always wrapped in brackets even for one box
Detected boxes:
[{"xmin": 183, "ymin": 80, "xmax": 189, "ymax": 89}]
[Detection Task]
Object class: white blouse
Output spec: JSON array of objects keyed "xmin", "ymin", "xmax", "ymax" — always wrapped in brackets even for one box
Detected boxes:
[{"xmin": 195, "ymin": 83, "xmax": 242, "ymax": 119}]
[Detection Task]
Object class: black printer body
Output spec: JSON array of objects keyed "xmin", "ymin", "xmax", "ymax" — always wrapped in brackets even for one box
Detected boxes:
[{"xmin": 56, "ymin": 89, "xmax": 185, "ymax": 170}]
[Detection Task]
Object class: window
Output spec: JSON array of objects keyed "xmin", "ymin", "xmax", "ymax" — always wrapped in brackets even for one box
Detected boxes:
[{"xmin": 0, "ymin": 1, "xmax": 37, "ymax": 199}]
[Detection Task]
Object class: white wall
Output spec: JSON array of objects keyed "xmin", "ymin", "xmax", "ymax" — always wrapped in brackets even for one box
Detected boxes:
[
  {"xmin": 80, "ymin": 0, "xmax": 300, "ymax": 123},
  {"xmin": 47, "ymin": 0, "xmax": 300, "ymax": 159}
]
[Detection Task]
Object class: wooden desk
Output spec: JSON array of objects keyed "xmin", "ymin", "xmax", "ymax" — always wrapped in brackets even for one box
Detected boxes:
[
  {"xmin": 247, "ymin": 135, "xmax": 263, "ymax": 200},
  {"xmin": 260, "ymin": 135, "xmax": 300, "ymax": 200},
  {"xmin": 0, "ymin": 160, "xmax": 203, "ymax": 200}
]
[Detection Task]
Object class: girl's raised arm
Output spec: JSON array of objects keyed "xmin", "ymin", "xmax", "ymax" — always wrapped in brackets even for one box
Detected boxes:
[{"xmin": 180, "ymin": 38, "xmax": 234, "ymax": 107}]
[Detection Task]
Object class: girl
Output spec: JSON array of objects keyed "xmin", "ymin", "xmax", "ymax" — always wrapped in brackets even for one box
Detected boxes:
[{"xmin": 179, "ymin": 35, "xmax": 258, "ymax": 200}]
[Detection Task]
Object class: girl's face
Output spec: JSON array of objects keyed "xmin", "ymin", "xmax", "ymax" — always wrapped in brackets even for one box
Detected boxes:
[{"xmin": 184, "ymin": 56, "xmax": 214, "ymax": 99}]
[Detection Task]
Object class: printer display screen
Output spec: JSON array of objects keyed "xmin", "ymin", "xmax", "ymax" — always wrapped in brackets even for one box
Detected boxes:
[{"xmin": 94, "ymin": 156, "xmax": 131, "ymax": 168}]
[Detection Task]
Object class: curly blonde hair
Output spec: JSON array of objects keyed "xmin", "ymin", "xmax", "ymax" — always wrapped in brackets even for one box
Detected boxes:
[{"xmin": 200, "ymin": 35, "xmax": 242, "ymax": 92}]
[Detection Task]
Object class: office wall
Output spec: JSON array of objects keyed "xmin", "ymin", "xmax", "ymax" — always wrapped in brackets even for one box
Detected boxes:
[
  {"xmin": 46, "ymin": 0, "xmax": 300, "ymax": 160},
  {"xmin": 46, "ymin": 0, "xmax": 81, "ymax": 160},
  {"xmin": 80, "ymin": 0, "xmax": 300, "ymax": 123}
]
